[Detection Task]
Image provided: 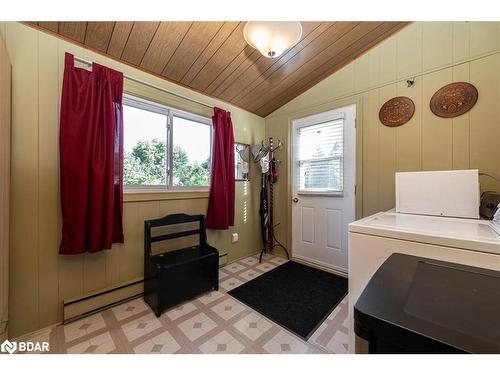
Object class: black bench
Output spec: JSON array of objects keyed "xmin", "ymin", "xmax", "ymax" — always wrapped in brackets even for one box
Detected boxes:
[{"xmin": 143, "ymin": 213, "xmax": 219, "ymax": 317}]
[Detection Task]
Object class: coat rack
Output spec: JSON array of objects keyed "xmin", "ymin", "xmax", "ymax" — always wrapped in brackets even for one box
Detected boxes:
[{"xmin": 254, "ymin": 137, "xmax": 290, "ymax": 263}]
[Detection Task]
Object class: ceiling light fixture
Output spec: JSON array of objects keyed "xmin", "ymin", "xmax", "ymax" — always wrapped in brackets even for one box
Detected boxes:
[{"xmin": 243, "ymin": 21, "xmax": 303, "ymax": 59}]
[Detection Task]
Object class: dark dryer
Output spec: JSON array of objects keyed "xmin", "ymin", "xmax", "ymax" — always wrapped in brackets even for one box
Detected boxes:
[{"xmin": 354, "ymin": 253, "xmax": 500, "ymax": 354}]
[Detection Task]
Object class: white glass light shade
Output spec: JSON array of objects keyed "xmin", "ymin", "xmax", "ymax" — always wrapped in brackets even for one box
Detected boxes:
[{"xmin": 243, "ymin": 21, "xmax": 303, "ymax": 58}]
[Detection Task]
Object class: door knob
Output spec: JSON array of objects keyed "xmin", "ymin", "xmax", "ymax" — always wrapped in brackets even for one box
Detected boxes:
[{"xmin": 292, "ymin": 197, "xmax": 299, "ymax": 203}]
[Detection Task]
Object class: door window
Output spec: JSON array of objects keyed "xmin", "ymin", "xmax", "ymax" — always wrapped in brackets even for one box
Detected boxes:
[{"xmin": 296, "ymin": 119, "xmax": 344, "ymax": 193}]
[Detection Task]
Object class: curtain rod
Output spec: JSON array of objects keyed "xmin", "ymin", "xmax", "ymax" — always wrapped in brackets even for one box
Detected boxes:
[{"xmin": 73, "ymin": 56, "xmax": 214, "ymax": 110}]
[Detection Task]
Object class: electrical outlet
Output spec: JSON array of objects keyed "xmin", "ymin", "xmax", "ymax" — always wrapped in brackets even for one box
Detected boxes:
[{"xmin": 231, "ymin": 233, "xmax": 239, "ymax": 243}]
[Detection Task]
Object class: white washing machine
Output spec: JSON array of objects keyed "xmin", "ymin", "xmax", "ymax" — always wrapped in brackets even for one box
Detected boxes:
[{"xmin": 347, "ymin": 210, "xmax": 500, "ymax": 353}]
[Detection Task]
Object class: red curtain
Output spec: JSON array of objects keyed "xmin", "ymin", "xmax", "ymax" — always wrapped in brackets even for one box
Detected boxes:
[
  {"xmin": 206, "ymin": 107, "xmax": 235, "ymax": 230},
  {"xmin": 59, "ymin": 53, "xmax": 124, "ymax": 254}
]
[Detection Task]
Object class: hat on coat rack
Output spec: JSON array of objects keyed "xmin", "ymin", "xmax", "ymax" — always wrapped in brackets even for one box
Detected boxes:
[{"xmin": 251, "ymin": 144, "xmax": 269, "ymax": 162}]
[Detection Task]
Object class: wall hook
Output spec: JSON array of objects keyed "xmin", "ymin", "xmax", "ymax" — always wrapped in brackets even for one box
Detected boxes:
[{"xmin": 406, "ymin": 78, "xmax": 415, "ymax": 88}]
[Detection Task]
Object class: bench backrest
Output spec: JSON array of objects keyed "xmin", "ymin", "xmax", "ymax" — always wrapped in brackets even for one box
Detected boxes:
[{"xmin": 144, "ymin": 213, "xmax": 207, "ymax": 256}]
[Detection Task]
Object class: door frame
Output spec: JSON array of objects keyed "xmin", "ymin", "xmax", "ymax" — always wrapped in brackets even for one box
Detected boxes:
[{"xmin": 285, "ymin": 96, "xmax": 363, "ymax": 275}]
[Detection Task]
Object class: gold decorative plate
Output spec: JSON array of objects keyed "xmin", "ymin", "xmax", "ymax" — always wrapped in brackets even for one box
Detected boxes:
[
  {"xmin": 430, "ymin": 82, "xmax": 478, "ymax": 118},
  {"xmin": 379, "ymin": 96, "xmax": 415, "ymax": 127}
]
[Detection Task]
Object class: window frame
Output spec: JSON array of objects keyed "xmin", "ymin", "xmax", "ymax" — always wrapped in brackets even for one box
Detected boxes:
[
  {"xmin": 293, "ymin": 110, "xmax": 345, "ymax": 196},
  {"xmin": 122, "ymin": 94, "xmax": 212, "ymax": 192}
]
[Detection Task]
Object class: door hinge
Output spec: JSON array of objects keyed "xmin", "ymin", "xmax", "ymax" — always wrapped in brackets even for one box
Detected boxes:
[{"xmin": 354, "ymin": 185, "xmax": 357, "ymax": 195}]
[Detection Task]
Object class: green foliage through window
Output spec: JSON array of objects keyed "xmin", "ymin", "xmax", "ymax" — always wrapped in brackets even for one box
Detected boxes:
[
  {"xmin": 172, "ymin": 144, "xmax": 210, "ymax": 186},
  {"xmin": 124, "ymin": 139, "xmax": 210, "ymax": 187}
]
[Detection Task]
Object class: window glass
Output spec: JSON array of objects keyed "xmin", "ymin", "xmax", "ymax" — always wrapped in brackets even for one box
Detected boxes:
[
  {"xmin": 172, "ymin": 115, "xmax": 211, "ymax": 187},
  {"xmin": 123, "ymin": 104, "xmax": 167, "ymax": 186},
  {"xmin": 297, "ymin": 119, "xmax": 343, "ymax": 192},
  {"xmin": 122, "ymin": 96, "xmax": 211, "ymax": 190}
]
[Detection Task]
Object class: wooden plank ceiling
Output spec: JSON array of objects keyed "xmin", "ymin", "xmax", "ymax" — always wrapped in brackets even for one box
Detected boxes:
[{"xmin": 29, "ymin": 21, "xmax": 409, "ymax": 117}]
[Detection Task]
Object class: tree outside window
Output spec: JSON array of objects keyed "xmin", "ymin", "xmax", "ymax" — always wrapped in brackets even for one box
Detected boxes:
[{"xmin": 123, "ymin": 96, "xmax": 211, "ymax": 189}]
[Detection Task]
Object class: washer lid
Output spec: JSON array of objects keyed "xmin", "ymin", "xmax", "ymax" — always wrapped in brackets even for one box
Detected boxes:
[{"xmin": 349, "ymin": 211, "xmax": 500, "ymax": 255}]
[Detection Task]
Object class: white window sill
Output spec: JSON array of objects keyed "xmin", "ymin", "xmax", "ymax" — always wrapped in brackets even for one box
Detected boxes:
[{"xmin": 124, "ymin": 188, "xmax": 209, "ymax": 202}]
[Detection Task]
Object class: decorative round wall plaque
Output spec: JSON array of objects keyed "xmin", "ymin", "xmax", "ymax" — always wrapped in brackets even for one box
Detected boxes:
[
  {"xmin": 379, "ymin": 96, "xmax": 415, "ymax": 127},
  {"xmin": 430, "ymin": 82, "xmax": 478, "ymax": 118}
]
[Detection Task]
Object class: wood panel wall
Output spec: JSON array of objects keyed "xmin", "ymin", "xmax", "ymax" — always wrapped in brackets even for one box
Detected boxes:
[
  {"xmin": 0, "ymin": 31, "xmax": 11, "ymax": 341},
  {"xmin": 0, "ymin": 22, "xmax": 265, "ymax": 338},
  {"xmin": 265, "ymin": 22, "xmax": 500, "ymax": 254}
]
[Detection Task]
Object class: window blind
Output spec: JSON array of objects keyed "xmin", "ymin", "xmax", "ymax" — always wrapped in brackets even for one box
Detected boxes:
[{"xmin": 296, "ymin": 119, "xmax": 344, "ymax": 192}]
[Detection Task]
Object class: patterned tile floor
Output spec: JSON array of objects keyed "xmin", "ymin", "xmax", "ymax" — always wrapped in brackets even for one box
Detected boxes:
[{"xmin": 22, "ymin": 254, "xmax": 349, "ymax": 354}]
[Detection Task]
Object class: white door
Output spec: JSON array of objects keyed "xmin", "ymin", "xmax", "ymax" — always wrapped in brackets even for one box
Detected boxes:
[{"xmin": 291, "ymin": 105, "xmax": 356, "ymax": 273}]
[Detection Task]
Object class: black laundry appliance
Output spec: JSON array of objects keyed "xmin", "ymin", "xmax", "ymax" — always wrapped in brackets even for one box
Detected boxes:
[{"xmin": 354, "ymin": 253, "xmax": 500, "ymax": 354}]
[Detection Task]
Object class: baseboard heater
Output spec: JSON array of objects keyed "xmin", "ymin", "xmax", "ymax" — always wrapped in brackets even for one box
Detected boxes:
[
  {"xmin": 63, "ymin": 252, "xmax": 228, "ymax": 323},
  {"xmin": 63, "ymin": 278, "xmax": 144, "ymax": 324}
]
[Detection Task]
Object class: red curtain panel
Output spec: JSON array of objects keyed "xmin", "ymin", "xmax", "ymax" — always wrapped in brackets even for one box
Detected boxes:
[
  {"xmin": 206, "ymin": 107, "xmax": 235, "ymax": 230},
  {"xmin": 59, "ymin": 53, "xmax": 124, "ymax": 254}
]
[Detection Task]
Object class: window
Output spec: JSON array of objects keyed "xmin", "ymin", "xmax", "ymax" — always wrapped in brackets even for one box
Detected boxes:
[
  {"xmin": 123, "ymin": 95, "xmax": 211, "ymax": 190},
  {"xmin": 171, "ymin": 115, "xmax": 211, "ymax": 187},
  {"xmin": 296, "ymin": 118, "xmax": 344, "ymax": 193},
  {"xmin": 234, "ymin": 143, "xmax": 250, "ymax": 181}
]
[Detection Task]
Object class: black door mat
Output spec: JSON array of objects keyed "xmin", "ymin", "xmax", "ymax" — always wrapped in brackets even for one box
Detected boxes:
[{"xmin": 228, "ymin": 261, "xmax": 348, "ymax": 340}]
